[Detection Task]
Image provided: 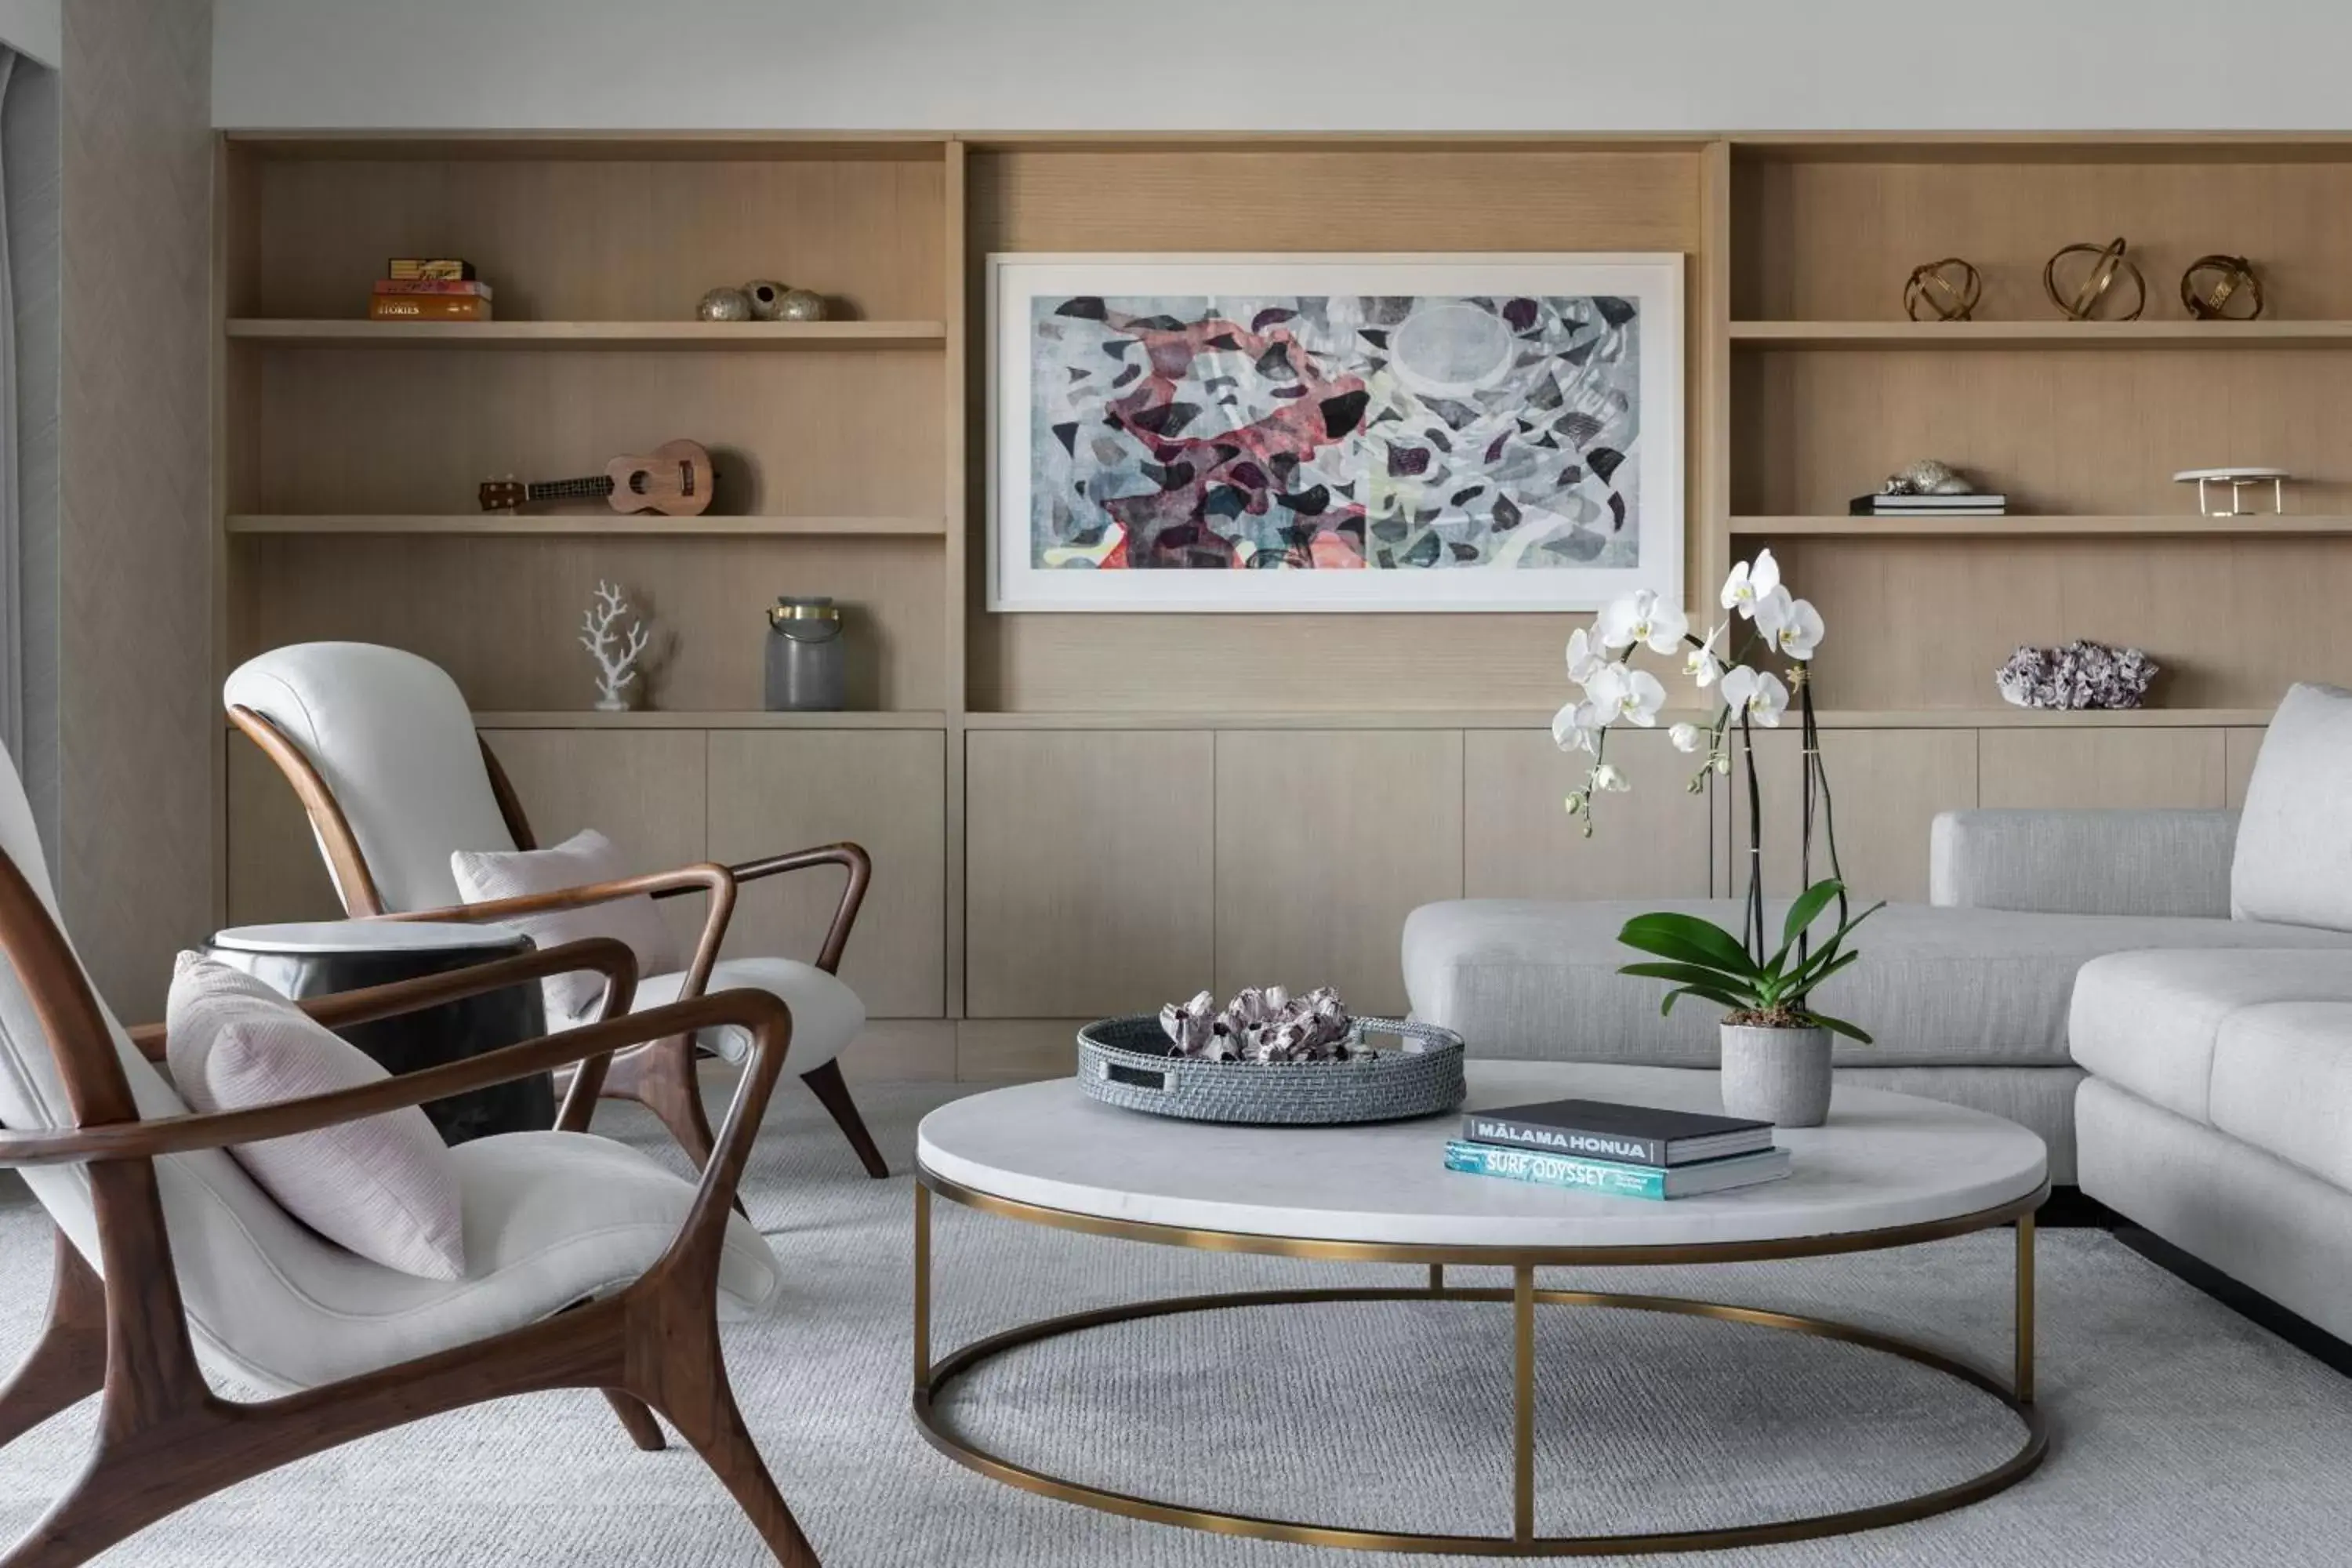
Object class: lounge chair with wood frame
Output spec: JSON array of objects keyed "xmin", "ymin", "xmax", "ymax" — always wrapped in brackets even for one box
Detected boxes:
[
  {"xmin": 223, "ymin": 641, "xmax": 886, "ymax": 1179},
  {"xmin": 0, "ymin": 751, "xmax": 822, "ymax": 1566}
]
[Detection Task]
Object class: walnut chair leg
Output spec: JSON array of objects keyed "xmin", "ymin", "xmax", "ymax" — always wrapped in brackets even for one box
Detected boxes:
[
  {"xmin": 801, "ymin": 1061, "xmax": 887, "ymax": 1179},
  {"xmin": 605, "ymin": 1036, "xmax": 720, "ymax": 1172},
  {"xmin": 643, "ymin": 1377, "xmax": 818, "ymax": 1567},
  {"xmin": 602, "ymin": 1388, "xmax": 666, "ymax": 1452},
  {"xmin": 0, "ymin": 1232, "xmax": 105, "ymax": 1449}
]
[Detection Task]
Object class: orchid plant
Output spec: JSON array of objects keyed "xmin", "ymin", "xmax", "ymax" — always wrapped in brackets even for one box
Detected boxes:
[{"xmin": 1552, "ymin": 549, "xmax": 1882, "ymax": 1034}]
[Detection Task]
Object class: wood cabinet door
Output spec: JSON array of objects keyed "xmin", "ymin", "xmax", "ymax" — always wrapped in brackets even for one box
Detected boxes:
[
  {"xmin": 1466, "ymin": 728, "xmax": 1714, "ymax": 900},
  {"xmin": 1733, "ymin": 728, "xmax": 1978, "ymax": 904},
  {"xmin": 964, "ymin": 730, "xmax": 1215, "ymax": 1018},
  {"xmin": 1976, "ymin": 728, "xmax": 2227, "ymax": 810},
  {"xmin": 706, "ymin": 730, "xmax": 946, "ymax": 1018},
  {"xmin": 226, "ymin": 735, "xmax": 347, "ymax": 927}
]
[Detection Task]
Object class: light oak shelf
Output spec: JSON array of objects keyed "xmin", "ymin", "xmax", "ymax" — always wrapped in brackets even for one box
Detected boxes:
[
  {"xmin": 961, "ymin": 708, "xmax": 2272, "ymax": 731},
  {"xmin": 223, "ymin": 319, "xmax": 949, "ymax": 350},
  {"xmin": 1733, "ymin": 514, "xmax": 2352, "ymax": 538},
  {"xmin": 225, "ymin": 514, "xmax": 946, "ymax": 538},
  {"xmin": 1730, "ymin": 320, "xmax": 2352, "ymax": 349},
  {"xmin": 473, "ymin": 711, "xmax": 949, "ymax": 730}
]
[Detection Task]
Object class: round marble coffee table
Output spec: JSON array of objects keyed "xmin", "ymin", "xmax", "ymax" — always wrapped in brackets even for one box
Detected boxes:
[{"xmin": 913, "ymin": 1060, "xmax": 2048, "ymax": 1557}]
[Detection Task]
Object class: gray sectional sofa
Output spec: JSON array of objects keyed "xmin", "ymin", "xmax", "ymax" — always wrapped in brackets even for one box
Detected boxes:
[{"xmin": 1403, "ymin": 683, "xmax": 2352, "ymax": 1337}]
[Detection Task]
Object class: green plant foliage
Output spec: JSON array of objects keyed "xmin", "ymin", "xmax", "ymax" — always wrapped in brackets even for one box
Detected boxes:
[{"xmin": 1616, "ymin": 879, "xmax": 1884, "ymax": 1042}]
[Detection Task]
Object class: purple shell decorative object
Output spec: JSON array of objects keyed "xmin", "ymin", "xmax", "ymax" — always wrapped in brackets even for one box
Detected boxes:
[
  {"xmin": 1995, "ymin": 641, "xmax": 2158, "ymax": 710},
  {"xmin": 1160, "ymin": 985, "xmax": 1360, "ymax": 1064}
]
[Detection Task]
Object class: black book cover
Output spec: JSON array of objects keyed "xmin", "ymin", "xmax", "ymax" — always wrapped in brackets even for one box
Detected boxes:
[{"xmin": 1461, "ymin": 1098, "xmax": 1773, "ymax": 1167}]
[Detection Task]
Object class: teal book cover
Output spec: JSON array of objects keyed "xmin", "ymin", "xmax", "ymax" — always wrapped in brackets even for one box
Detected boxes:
[{"xmin": 1443, "ymin": 1140, "xmax": 1668, "ymax": 1200}]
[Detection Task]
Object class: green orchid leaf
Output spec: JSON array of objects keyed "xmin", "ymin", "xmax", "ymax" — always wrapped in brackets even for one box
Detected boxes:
[
  {"xmin": 1617, "ymin": 913, "xmax": 1760, "ymax": 978},
  {"xmin": 1803, "ymin": 1011, "xmax": 1875, "ymax": 1044},
  {"xmin": 1770, "ymin": 879, "xmax": 1846, "ymax": 969},
  {"xmin": 1661, "ymin": 983, "xmax": 1748, "ymax": 1018},
  {"xmin": 1618, "ymin": 960, "xmax": 1762, "ymax": 1000}
]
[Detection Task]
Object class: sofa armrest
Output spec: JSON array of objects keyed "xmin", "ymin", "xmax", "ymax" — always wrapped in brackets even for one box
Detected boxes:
[{"xmin": 1929, "ymin": 809, "xmax": 2238, "ymax": 917}]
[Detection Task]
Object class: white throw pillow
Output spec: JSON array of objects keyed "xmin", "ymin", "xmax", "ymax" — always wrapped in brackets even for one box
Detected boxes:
[
  {"xmin": 165, "ymin": 953, "xmax": 466, "ymax": 1281},
  {"xmin": 448, "ymin": 828, "xmax": 680, "ymax": 1022},
  {"xmin": 2232, "ymin": 683, "xmax": 2352, "ymax": 933}
]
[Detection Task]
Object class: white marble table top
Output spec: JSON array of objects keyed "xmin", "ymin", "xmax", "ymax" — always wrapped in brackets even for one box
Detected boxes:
[
  {"xmin": 209, "ymin": 920, "xmax": 528, "ymax": 955},
  {"xmin": 916, "ymin": 1062, "xmax": 2049, "ymax": 1250}
]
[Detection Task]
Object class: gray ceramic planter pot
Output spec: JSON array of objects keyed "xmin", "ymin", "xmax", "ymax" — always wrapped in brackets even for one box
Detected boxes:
[{"xmin": 1719, "ymin": 1023, "xmax": 1833, "ymax": 1127}]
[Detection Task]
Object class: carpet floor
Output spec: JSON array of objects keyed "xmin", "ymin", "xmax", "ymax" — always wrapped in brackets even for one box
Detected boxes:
[{"xmin": 0, "ymin": 1080, "xmax": 2347, "ymax": 1566}]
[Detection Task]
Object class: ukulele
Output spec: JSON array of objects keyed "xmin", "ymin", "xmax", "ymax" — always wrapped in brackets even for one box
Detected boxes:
[{"xmin": 478, "ymin": 439, "xmax": 714, "ymax": 517}]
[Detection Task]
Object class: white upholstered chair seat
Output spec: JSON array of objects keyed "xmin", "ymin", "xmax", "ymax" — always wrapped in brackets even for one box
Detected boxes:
[{"xmin": 587, "ymin": 959, "xmax": 864, "ymax": 1071}]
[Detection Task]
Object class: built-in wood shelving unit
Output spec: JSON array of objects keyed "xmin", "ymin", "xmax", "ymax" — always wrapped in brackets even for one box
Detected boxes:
[
  {"xmin": 225, "ymin": 319, "xmax": 948, "ymax": 349},
  {"xmin": 225, "ymin": 514, "xmax": 945, "ymax": 537},
  {"xmin": 1732, "ymin": 514, "xmax": 2352, "ymax": 538},
  {"xmin": 1730, "ymin": 320, "xmax": 2352, "ymax": 348},
  {"xmin": 469, "ymin": 710, "xmax": 950, "ymax": 730}
]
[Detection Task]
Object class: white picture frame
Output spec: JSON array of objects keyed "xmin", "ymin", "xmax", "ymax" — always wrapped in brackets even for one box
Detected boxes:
[{"xmin": 987, "ymin": 252, "xmax": 1683, "ymax": 614}]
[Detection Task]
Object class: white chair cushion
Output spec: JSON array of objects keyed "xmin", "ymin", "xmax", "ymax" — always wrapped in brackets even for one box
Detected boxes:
[
  {"xmin": 450, "ymin": 829, "xmax": 683, "ymax": 1022},
  {"xmin": 626, "ymin": 957, "xmax": 866, "ymax": 1073},
  {"xmin": 2233, "ymin": 682, "xmax": 2352, "ymax": 932},
  {"xmin": 225, "ymin": 643, "xmax": 517, "ymax": 913},
  {"xmin": 165, "ymin": 953, "xmax": 465, "ymax": 1280}
]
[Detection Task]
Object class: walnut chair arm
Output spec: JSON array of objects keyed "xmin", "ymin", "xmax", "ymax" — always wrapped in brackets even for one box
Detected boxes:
[
  {"xmin": 719, "ymin": 842, "xmax": 873, "ymax": 975},
  {"xmin": 0, "ymin": 982, "xmax": 793, "ymax": 1173}
]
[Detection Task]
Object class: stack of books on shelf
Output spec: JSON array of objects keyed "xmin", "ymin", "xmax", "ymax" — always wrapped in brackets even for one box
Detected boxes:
[
  {"xmin": 1443, "ymin": 1099, "xmax": 1790, "ymax": 1200},
  {"xmin": 370, "ymin": 258, "xmax": 493, "ymax": 321},
  {"xmin": 1848, "ymin": 490, "xmax": 2008, "ymax": 518}
]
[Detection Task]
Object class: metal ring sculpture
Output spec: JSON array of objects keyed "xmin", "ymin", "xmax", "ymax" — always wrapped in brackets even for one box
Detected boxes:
[
  {"xmin": 1904, "ymin": 258, "xmax": 1983, "ymax": 321},
  {"xmin": 2043, "ymin": 238, "xmax": 2145, "ymax": 321},
  {"xmin": 2181, "ymin": 253, "xmax": 2263, "ymax": 320}
]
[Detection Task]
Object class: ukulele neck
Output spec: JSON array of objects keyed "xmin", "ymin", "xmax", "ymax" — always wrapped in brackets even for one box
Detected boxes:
[{"xmin": 524, "ymin": 475, "xmax": 616, "ymax": 504}]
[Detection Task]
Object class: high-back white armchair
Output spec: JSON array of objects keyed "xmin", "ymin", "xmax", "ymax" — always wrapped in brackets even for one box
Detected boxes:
[
  {"xmin": 224, "ymin": 642, "xmax": 886, "ymax": 1178},
  {"xmin": 0, "ymin": 742, "xmax": 822, "ymax": 1565}
]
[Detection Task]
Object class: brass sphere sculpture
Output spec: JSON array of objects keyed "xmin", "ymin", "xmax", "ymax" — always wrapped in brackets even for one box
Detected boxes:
[
  {"xmin": 2181, "ymin": 254, "xmax": 2263, "ymax": 320},
  {"xmin": 2043, "ymin": 238, "xmax": 2145, "ymax": 321},
  {"xmin": 1904, "ymin": 258, "xmax": 1983, "ymax": 321}
]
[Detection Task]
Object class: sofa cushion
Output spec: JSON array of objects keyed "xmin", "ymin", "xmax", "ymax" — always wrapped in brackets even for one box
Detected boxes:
[
  {"xmin": 2232, "ymin": 682, "xmax": 2352, "ymax": 932},
  {"xmin": 2069, "ymin": 949, "xmax": 2352, "ymax": 1124},
  {"xmin": 2209, "ymin": 1003, "xmax": 2352, "ymax": 1192},
  {"xmin": 450, "ymin": 828, "xmax": 682, "ymax": 1022},
  {"xmin": 1403, "ymin": 899, "xmax": 2352, "ymax": 1069}
]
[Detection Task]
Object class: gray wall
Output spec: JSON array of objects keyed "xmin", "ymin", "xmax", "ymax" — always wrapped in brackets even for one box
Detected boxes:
[{"xmin": 60, "ymin": 0, "xmax": 212, "ymax": 1018}]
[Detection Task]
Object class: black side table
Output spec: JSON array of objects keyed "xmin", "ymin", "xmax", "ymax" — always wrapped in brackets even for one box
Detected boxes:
[{"xmin": 203, "ymin": 920, "xmax": 556, "ymax": 1145}]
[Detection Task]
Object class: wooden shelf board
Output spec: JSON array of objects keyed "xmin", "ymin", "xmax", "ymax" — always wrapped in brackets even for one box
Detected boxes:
[
  {"xmin": 224, "ymin": 319, "xmax": 948, "ymax": 350},
  {"xmin": 225, "ymin": 514, "xmax": 945, "ymax": 538},
  {"xmin": 471, "ymin": 711, "xmax": 949, "ymax": 730},
  {"xmin": 1730, "ymin": 320, "xmax": 2352, "ymax": 349},
  {"xmin": 960, "ymin": 708, "xmax": 2270, "ymax": 731},
  {"xmin": 1733, "ymin": 514, "xmax": 2352, "ymax": 538},
  {"xmin": 225, "ymin": 131, "xmax": 949, "ymax": 162}
]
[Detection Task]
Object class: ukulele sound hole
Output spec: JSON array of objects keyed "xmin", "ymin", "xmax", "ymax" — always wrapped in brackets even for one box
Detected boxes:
[{"xmin": 628, "ymin": 471, "xmax": 648, "ymax": 494}]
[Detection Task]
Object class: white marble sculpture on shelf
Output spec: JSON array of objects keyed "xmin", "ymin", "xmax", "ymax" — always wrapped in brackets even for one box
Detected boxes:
[{"xmin": 579, "ymin": 579, "xmax": 651, "ymax": 713}]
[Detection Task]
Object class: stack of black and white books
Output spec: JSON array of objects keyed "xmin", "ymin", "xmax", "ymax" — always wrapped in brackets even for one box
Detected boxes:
[
  {"xmin": 1848, "ymin": 490, "xmax": 2008, "ymax": 518},
  {"xmin": 1443, "ymin": 1099, "xmax": 1791, "ymax": 1200}
]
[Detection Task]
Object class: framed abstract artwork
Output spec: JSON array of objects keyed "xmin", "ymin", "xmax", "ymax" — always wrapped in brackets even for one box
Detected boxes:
[{"xmin": 987, "ymin": 252, "xmax": 1683, "ymax": 613}]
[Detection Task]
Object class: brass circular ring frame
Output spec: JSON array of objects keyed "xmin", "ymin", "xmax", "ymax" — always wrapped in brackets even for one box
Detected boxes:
[
  {"xmin": 913, "ymin": 1171, "xmax": 2049, "ymax": 1556},
  {"xmin": 2181, "ymin": 254, "xmax": 2264, "ymax": 320},
  {"xmin": 2044, "ymin": 238, "xmax": 2146, "ymax": 321},
  {"xmin": 1904, "ymin": 258, "xmax": 1983, "ymax": 321}
]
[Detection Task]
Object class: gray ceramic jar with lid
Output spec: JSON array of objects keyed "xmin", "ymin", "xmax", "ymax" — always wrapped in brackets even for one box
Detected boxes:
[{"xmin": 765, "ymin": 596, "xmax": 846, "ymax": 711}]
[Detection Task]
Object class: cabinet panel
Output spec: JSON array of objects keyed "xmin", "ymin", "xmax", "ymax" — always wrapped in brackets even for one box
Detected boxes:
[
  {"xmin": 964, "ymin": 731, "xmax": 1214, "ymax": 1018},
  {"xmin": 1214, "ymin": 731, "xmax": 1464, "ymax": 1016},
  {"xmin": 477, "ymin": 729, "xmax": 710, "ymax": 954},
  {"xmin": 227, "ymin": 735, "xmax": 346, "ymax": 926},
  {"xmin": 1465, "ymin": 728, "xmax": 1712, "ymax": 900},
  {"xmin": 2225, "ymin": 728, "xmax": 2267, "ymax": 808},
  {"xmin": 1977, "ymin": 728, "xmax": 2226, "ymax": 811},
  {"xmin": 1735, "ymin": 728, "xmax": 1977, "ymax": 904},
  {"xmin": 706, "ymin": 731, "xmax": 945, "ymax": 1018}
]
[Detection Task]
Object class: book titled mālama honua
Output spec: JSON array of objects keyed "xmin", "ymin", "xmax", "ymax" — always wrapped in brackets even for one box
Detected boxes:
[
  {"xmin": 1443, "ymin": 1140, "xmax": 1792, "ymax": 1201},
  {"xmin": 1461, "ymin": 1099, "xmax": 1773, "ymax": 1167}
]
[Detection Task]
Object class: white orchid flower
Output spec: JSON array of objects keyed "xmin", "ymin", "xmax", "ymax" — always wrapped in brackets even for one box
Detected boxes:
[
  {"xmin": 1719, "ymin": 665, "xmax": 1790, "ymax": 727},
  {"xmin": 1565, "ymin": 626, "xmax": 1607, "ymax": 688},
  {"xmin": 1682, "ymin": 622, "xmax": 1726, "ymax": 687},
  {"xmin": 1773, "ymin": 597, "xmax": 1825, "ymax": 660},
  {"xmin": 1719, "ymin": 549, "xmax": 1782, "ymax": 621},
  {"xmin": 1588, "ymin": 663, "xmax": 1667, "ymax": 728},
  {"xmin": 1668, "ymin": 721, "xmax": 1703, "ymax": 753},
  {"xmin": 1597, "ymin": 589, "xmax": 1688, "ymax": 655},
  {"xmin": 1589, "ymin": 763, "xmax": 1630, "ymax": 793},
  {"xmin": 1563, "ymin": 791, "xmax": 1587, "ymax": 817},
  {"xmin": 1550, "ymin": 699, "xmax": 1604, "ymax": 753},
  {"xmin": 1753, "ymin": 585, "xmax": 1792, "ymax": 636}
]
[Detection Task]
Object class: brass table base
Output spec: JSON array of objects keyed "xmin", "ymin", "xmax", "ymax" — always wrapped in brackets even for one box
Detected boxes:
[{"xmin": 913, "ymin": 1174, "xmax": 2045, "ymax": 1557}]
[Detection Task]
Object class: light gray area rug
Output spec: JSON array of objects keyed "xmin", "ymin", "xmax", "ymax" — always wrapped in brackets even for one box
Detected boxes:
[{"xmin": 0, "ymin": 1080, "xmax": 2347, "ymax": 1566}]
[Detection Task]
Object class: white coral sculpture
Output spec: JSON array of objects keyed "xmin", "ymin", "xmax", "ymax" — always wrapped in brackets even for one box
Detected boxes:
[{"xmin": 579, "ymin": 580, "xmax": 651, "ymax": 712}]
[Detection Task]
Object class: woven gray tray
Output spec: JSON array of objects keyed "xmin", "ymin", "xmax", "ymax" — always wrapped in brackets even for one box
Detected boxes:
[{"xmin": 1076, "ymin": 1014, "xmax": 1466, "ymax": 1125}]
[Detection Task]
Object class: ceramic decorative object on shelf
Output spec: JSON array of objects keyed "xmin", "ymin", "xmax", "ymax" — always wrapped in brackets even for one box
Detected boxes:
[
  {"xmin": 764, "ymin": 596, "xmax": 846, "ymax": 711},
  {"xmin": 777, "ymin": 288, "xmax": 828, "ymax": 321},
  {"xmin": 743, "ymin": 280, "xmax": 789, "ymax": 320},
  {"xmin": 579, "ymin": 579, "xmax": 651, "ymax": 712},
  {"xmin": 697, "ymin": 285, "xmax": 753, "ymax": 322},
  {"xmin": 1879, "ymin": 458, "xmax": 1976, "ymax": 495},
  {"xmin": 1719, "ymin": 1022, "xmax": 1833, "ymax": 1127},
  {"xmin": 2173, "ymin": 466, "xmax": 2292, "ymax": 517},
  {"xmin": 1996, "ymin": 641, "xmax": 2158, "ymax": 711}
]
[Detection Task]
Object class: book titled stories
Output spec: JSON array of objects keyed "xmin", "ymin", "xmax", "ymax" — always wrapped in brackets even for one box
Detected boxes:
[
  {"xmin": 1461, "ymin": 1099, "xmax": 1772, "ymax": 1167},
  {"xmin": 1443, "ymin": 1140, "xmax": 1791, "ymax": 1200}
]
